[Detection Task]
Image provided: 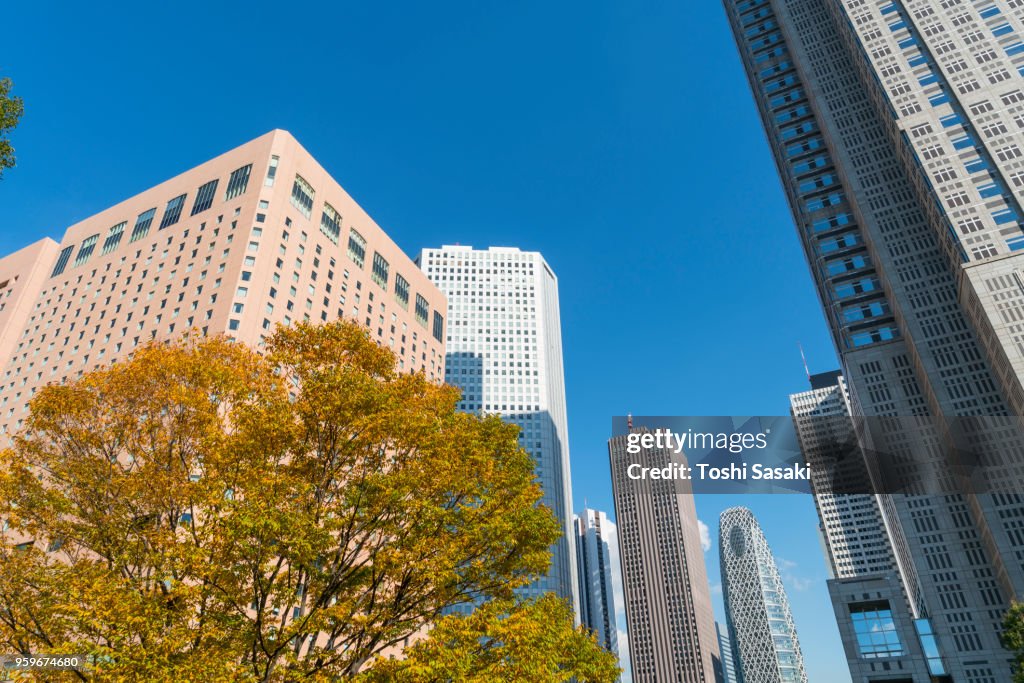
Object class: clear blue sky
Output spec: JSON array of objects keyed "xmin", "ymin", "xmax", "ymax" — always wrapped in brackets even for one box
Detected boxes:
[{"xmin": 1, "ymin": 1, "xmax": 848, "ymax": 679}]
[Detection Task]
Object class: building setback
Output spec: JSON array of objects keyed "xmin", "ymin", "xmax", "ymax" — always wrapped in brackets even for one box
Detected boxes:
[
  {"xmin": 608, "ymin": 426, "xmax": 721, "ymax": 683},
  {"xmin": 574, "ymin": 507, "xmax": 622, "ymax": 663},
  {"xmin": 719, "ymin": 507, "xmax": 807, "ymax": 683},
  {"xmin": 418, "ymin": 245, "xmax": 579, "ymax": 614},
  {"xmin": 724, "ymin": 0, "xmax": 1024, "ymax": 679},
  {"xmin": 0, "ymin": 130, "xmax": 447, "ymax": 439}
]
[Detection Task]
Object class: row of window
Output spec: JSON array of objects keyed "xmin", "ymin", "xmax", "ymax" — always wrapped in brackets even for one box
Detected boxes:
[{"xmin": 51, "ymin": 163, "xmax": 254, "ymax": 278}]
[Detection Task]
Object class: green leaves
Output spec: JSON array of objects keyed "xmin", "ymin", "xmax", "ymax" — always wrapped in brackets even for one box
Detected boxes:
[{"xmin": 0, "ymin": 77, "xmax": 23, "ymax": 178}]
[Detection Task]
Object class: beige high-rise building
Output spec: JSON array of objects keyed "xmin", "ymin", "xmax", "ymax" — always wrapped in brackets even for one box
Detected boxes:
[
  {"xmin": 608, "ymin": 426, "xmax": 721, "ymax": 683},
  {"xmin": 0, "ymin": 129, "xmax": 447, "ymax": 439}
]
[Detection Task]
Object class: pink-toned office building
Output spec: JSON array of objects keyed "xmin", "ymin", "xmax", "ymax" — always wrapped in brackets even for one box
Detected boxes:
[{"xmin": 0, "ymin": 130, "xmax": 447, "ymax": 438}]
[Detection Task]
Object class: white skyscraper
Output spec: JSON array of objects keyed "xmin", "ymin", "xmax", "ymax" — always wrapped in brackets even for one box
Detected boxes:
[
  {"xmin": 418, "ymin": 245, "xmax": 579, "ymax": 615},
  {"xmin": 574, "ymin": 508, "xmax": 621, "ymax": 662},
  {"xmin": 719, "ymin": 507, "xmax": 808, "ymax": 683}
]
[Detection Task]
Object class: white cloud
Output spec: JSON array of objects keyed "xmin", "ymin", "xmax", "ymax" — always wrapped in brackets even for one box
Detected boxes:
[
  {"xmin": 698, "ymin": 519, "xmax": 711, "ymax": 552},
  {"xmin": 776, "ymin": 557, "xmax": 813, "ymax": 592},
  {"xmin": 710, "ymin": 581, "xmax": 723, "ymax": 596}
]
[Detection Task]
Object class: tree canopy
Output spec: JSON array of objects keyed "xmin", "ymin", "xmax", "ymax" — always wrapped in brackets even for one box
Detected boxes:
[
  {"xmin": 0, "ymin": 77, "xmax": 23, "ymax": 177},
  {"xmin": 0, "ymin": 321, "xmax": 618, "ymax": 681}
]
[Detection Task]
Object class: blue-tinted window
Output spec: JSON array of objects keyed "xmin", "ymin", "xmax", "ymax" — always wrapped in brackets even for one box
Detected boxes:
[
  {"xmin": 320, "ymin": 204, "xmax": 341, "ymax": 244},
  {"xmin": 290, "ymin": 175, "xmax": 314, "ymax": 219},
  {"xmin": 224, "ymin": 164, "xmax": 253, "ymax": 201},
  {"xmin": 395, "ymin": 273, "xmax": 410, "ymax": 308},
  {"xmin": 51, "ymin": 245, "xmax": 74, "ymax": 277},
  {"xmin": 191, "ymin": 179, "xmax": 219, "ymax": 216},
  {"xmin": 73, "ymin": 234, "xmax": 99, "ymax": 267},
  {"xmin": 130, "ymin": 208, "xmax": 157, "ymax": 242},
  {"xmin": 415, "ymin": 294, "xmax": 429, "ymax": 326},
  {"xmin": 160, "ymin": 194, "xmax": 187, "ymax": 229},
  {"xmin": 101, "ymin": 221, "xmax": 126, "ymax": 255},
  {"xmin": 371, "ymin": 252, "xmax": 389, "ymax": 288}
]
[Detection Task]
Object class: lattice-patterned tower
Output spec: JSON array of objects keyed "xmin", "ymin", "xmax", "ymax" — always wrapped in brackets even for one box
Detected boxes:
[{"xmin": 719, "ymin": 507, "xmax": 807, "ymax": 683}]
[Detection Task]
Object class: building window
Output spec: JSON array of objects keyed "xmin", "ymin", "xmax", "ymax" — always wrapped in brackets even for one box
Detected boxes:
[
  {"xmin": 371, "ymin": 252, "xmax": 389, "ymax": 288},
  {"xmin": 348, "ymin": 228, "xmax": 367, "ymax": 268},
  {"xmin": 192, "ymin": 179, "xmax": 220, "ymax": 216},
  {"xmin": 850, "ymin": 602, "xmax": 904, "ymax": 658},
  {"xmin": 265, "ymin": 156, "xmax": 280, "ymax": 188},
  {"xmin": 73, "ymin": 234, "xmax": 99, "ymax": 267},
  {"xmin": 415, "ymin": 294, "xmax": 429, "ymax": 326},
  {"xmin": 160, "ymin": 194, "xmax": 187, "ymax": 229},
  {"xmin": 130, "ymin": 208, "xmax": 157, "ymax": 242},
  {"xmin": 224, "ymin": 164, "xmax": 253, "ymax": 200},
  {"xmin": 51, "ymin": 245, "xmax": 74, "ymax": 277},
  {"xmin": 101, "ymin": 221, "xmax": 126, "ymax": 255},
  {"xmin": 320, "ymin": 203, "xmax": 341, "ymax": 244},
  {"xmin": 432, "ymin": 311, "xmax": 444, "ymax": 343},
  {"xmin": 395, "ymin": 273, "xmax": 410, "ymax": 308},
  {"xmin": 290, "ymin": 175, "xmax": 314, "ymax": 219}
]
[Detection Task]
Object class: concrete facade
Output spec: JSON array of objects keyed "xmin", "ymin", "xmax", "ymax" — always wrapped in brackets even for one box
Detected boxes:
[
  {"xmin": 725, "ymin": 0, "xmax": 1024, "ymax": 679},
  {"xmin": 608, "ymin": 426, "xmax": 721, "ymax": 683},
  {"xmin": 0, "ymin": 130, "xmax": 447, "ymax": 439}
]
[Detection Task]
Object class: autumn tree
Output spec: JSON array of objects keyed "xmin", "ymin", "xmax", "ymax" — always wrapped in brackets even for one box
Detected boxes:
[
  {"xmin": 0, "ymin": 321, "xmax": 618, "ymax": 682},
  {"xmin": 0, "ymin": 77, "xmax": 23, "ymax": 178},
  {"xmin": 1004, "ymin": 602, "xmax": 1024, "ymax": 682}
]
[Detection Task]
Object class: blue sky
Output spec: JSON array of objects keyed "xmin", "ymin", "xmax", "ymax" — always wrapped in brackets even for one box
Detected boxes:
[{"xmin": 1, "ymin": 1, "xmax": 847, "ymax": 679}]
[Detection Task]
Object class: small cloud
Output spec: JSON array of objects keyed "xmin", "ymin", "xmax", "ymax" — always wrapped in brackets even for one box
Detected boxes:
[
  {"xmin": 710, "ymin": 582, "xmax": 723, "ymax": 596},
  {"xmin": 698, "ymin": 519, "xmax": 711, "ymax": 552},
  {"xmin": 776, "ymin": 557, "xmax": 797, "ymax": 571},
  {"xmin": 787, "ymin": 576, "xmax": 813, "ymax": 592},
  {"xmin": 776, "ymin": 557, "xmax": 813, "ymax": 592}
]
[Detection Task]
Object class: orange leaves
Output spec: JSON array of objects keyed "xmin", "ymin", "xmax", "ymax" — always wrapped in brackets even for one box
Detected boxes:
[{"xmin": 0, "ymin": 320, "xmax": 580, "ymax": 680}]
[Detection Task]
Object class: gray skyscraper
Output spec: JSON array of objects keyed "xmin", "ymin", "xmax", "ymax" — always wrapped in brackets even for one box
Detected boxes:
[
  {"xmin": 608, "ymin": 425, "xmax": 721, "ymax": 683},
  {"xmin": 719, "ymin": 507, "xmax": 807, "ymax": 683},
  {"xmin": 418, "ymin": 245, "xmax": 579, "ymax": 615},
  {"xmin": 574, "ymin": 508, "xmax": 622, "ymax": 667},
  {"xmin": 725, "ymin": 0, "xmax": 1024, "ymax": 678},
  {"xmin": 717, "ymin": 621, "xmax": 740, "ymax": 683}
]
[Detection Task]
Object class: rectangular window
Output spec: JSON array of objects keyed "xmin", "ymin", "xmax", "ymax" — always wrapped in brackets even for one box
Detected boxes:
[
  {"xmin": 415, "ymin": 294, "xmax": 429, "ymax": 326},
  {"xmin": 160, "ymin": 194, "xmax": 187, "ymax": 229},
  {"xmin": 348, "ymin": 228, "xmax": 367, "ymax": 267},
  {"xmin": 320, "ymin": 203, "xmax": 341, "ymax": 244},
  {"xmin": 371, "ymin": 252, "xmax": 389, "ymax": 288},
  {"xmin": 265, "ymin": 155, "xmax": 279, "ymax": 187},
  {"xmin": 191, "ymin": 179, "xmax": 219, "ymax": 216},
  {"xmin": 51, "ymin": 245, "xmax": 74, "ymax": 277},
  {"xmin": 101, "ymin": 221, "xmax": 126, "ymax": 255},
  {"xmin": 130, "ymin": 208, "xmax": 156, "ymax": 242},
  {"xmin": 224, "ymin": 164, "xmax": 253, "ymax": 200},
  {"xmin": 432, "ymin": 311, "xmax": 444, "ymax": 342},
  {"xmin": 850, "ymin": 603, "xmax": 903, "ymax": 658},
  {"xmin": 290, "ymin": 175, "xmax": 314, "ymax": 219},
  {"xmin": 395, "ymin": 273, "xmax": 410, "ymax": 308},
  {"xmin": 74, "ymin": 234, "xmax": 99, "ymax": 267}
]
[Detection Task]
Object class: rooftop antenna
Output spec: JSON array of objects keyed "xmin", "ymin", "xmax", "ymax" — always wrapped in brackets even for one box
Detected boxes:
[
  {"xmin": 798, "ymin": 342, "xmax": 811, "ymax": 384},
  {"xmin": 627, "ymin": 412, "xmax": 633, "ymax": 430}
]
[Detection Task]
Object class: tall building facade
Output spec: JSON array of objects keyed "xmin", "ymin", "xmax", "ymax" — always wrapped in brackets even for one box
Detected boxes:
[
  {"xmin": 724, "ymin": 0, "xmax": 1024, "ymax": 679},
  {"xmin": 790, "ymin": 373, "xmax": 943, "ymax": 680},
  {"xmin": 719, "ymin": 507, "xmax": 808, "ymax": 683},
  {"xmin": 418, "ymin": 245, "xmax": 579, "ymax": 614},
  {"xmin": 0, "ymin": 130, "xmax": 447, "ymax": 439},
  {"xmin": 608, "ymin": 426, "xmax": 721, "ymax": 683},
  {"xmin": 789, "ymin": 372, "xmax": 897, "ymax": 581},
  {"xmin": 574, "ymin": 508, "xmax": 622, "ymax": 661},
  {"xmin": 717, "ymin": 621, "xmax": 740, "ymax": 683}
]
